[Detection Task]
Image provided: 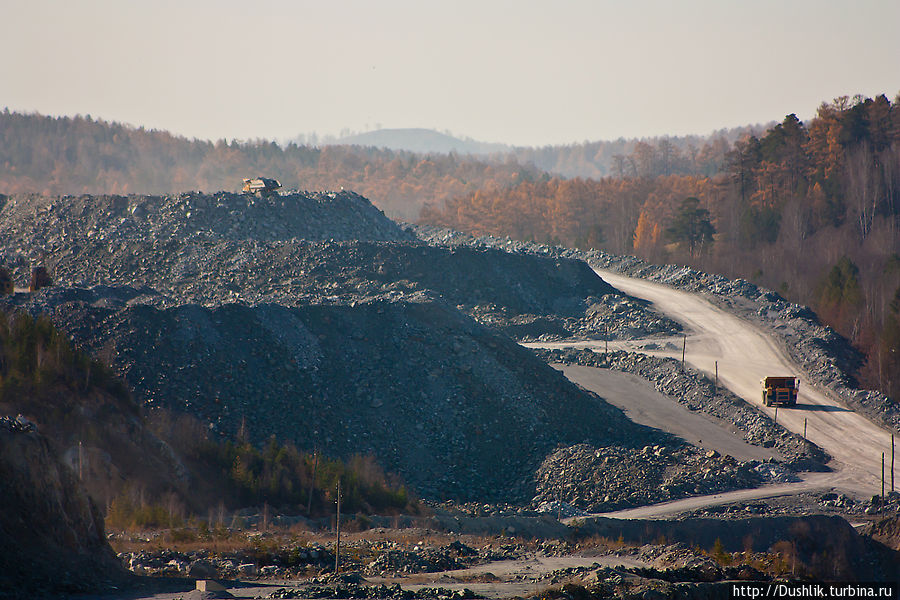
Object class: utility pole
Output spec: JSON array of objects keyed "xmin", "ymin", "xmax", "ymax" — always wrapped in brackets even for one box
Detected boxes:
[
  {"xmin": 892, "ymin": 435, "xmax": 895, "ymax": 493},
  {"xmin": 882, "ymin": 453, "xmax": 886, "ymax": 501},
  {"xmin": 803, "ymin": 418, "xmax": 807, "ymax": 440},
  {"xmin": 307, "ymin": 447, "xmax": 319, "ymax": 516},
  {"xmin": 605, "ymin": 324, "xmax": 608, "ymax": 354},
  {"xmin": 774, "ymin": 406, "xmax": 778, "ymax": 427},
  {"xmin": 335, "ymin": 481, "xmax": 341, "ymax": 575},
  {"xmin": 681, "ymin": 335, "xmax": 686, "ymax": 366}
]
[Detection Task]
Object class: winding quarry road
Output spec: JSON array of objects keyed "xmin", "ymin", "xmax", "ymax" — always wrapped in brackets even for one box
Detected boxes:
[{"xmin": 535, "ymin": 268, "xmax": 898, "ymax": 512}]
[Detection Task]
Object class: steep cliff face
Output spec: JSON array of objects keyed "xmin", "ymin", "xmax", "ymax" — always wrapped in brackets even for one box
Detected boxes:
[{"xmin": 0, "ymin": 416, "xmax": 125, "ymax": 598}]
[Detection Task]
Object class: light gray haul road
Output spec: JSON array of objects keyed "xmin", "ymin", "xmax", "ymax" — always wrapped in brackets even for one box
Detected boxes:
[{"xmin": 536, "ymin": 268, "xmax": 896, "ymax": 501}]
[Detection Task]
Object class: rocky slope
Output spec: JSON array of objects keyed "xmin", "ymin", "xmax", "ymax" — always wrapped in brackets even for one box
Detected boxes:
[
  {"xmin": 0, "ymin": 190, "xmax": 412, "ymax": 249},
  {"xmin": 533, "ymin": 443, "xmax": 762, "ymax": 512},
  {"xmin": 0, "ymin": 416, "xmax": 125, "ymax": 598},
  {"xmin": 2, "ymin": 285, "xmax": 668, "ymax": 502},
  {"xmin": 0, "ymin": 193, "xmax": 679, "ymax": 342},
  {"xmin": 3, "ymin": 237, "xmax": 679, "ymax": 342},
  {"xmin": 0, "ymin": 192, "xmax": 688, "ymax": 502}
]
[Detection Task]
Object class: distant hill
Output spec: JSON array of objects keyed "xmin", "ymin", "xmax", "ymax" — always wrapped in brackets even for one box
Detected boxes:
[
  {"xmin": 312, "ymin": 125, "xmax": 771, "ymax": 178},
  {"xmin": 328, "ymin": 128, "xmax": 511, "ymax": 155}
]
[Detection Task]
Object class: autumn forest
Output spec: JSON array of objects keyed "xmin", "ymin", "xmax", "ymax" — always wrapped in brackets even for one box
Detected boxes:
[{"xmin": 1, "ymin": 93, "xmax": 899, "ymax": 399}]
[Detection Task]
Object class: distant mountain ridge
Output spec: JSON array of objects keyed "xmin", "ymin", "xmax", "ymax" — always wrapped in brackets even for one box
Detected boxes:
[{"xmin": 329, "ymin": 128, "xmax": 511, "ymax": 155}]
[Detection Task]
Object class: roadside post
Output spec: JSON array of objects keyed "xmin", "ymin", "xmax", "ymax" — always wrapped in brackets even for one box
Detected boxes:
[
  {"xmin": 308, "ymin": 445, "xmax": 319, "ymax": 515},
  {"xmin": 714, "ymin": 361, "xmax": 718, "ymax": 394},
  {"xmin": 335, "ymin": 481, "xmax": 342, "ymax": 574}
]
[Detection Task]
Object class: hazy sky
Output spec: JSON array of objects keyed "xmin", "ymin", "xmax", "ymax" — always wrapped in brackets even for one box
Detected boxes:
[{"xmin": 3, "ymin": 0, "xmax": 898, "ymax": 147}]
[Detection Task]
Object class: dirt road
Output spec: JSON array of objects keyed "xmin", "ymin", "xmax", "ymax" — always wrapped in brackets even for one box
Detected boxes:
[
  {"xmin": 593, "ymin": 472, "xmax": 836, "ymax": 520},
  {"xmin": 555, "ymin": 365, "xmax": 779, "ymax": 462},
  {"xmin": 571, "ymin": 269, "xmax": 897, "ymax": 497}
]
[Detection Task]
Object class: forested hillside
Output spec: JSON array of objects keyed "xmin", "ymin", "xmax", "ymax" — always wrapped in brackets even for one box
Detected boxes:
[
  {"xmin": 0, "ymin": 110, "xmax": 537, "ymax": 220},
  {"xmin": 423, "ymin": 93, "xmax": 900, "ymax": 400}
]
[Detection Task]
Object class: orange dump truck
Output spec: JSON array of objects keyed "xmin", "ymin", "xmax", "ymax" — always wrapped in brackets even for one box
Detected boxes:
[{"xmin": 761, "ymin": 376, "xmax": 799, "ymax": 407}]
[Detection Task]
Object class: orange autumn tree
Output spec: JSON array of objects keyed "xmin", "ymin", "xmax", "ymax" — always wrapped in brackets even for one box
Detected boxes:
[{"xmin": 633, "ymin": 210, "xmax": 663, "ymax": 257}]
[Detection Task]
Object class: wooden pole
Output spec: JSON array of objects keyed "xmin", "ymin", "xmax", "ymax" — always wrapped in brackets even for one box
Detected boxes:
[
  {"xmin": 307, "ymin": 447, "xmax": 318, "ymax": 516},
  {"xmin": 803, "ymin": 418, "xmax": 807, "ymax": 439},
  {"xmin": 892, "ymin": 435, "xmax": 895, "ymax": 493},
  {"xmin": 774, "ymin": 406, "xmax": 778, "ymax": 427},
  {"xmin": 714, "ymin": 361, "xmax": 718, "ymax": 393},
  {"xmin": 681, "ymin": 335, "xmax": 686, "ymax": 366},
  {"xmin": 335, "ymin": 481, "xmax": 341, "ymax": 574},
  {"xmin": 882, "ymin": 453, "xmax": 885, "ymax": 500},
  {"xmin": 605, "ymin": 324, "xmax": 608, "ymax": 354}
]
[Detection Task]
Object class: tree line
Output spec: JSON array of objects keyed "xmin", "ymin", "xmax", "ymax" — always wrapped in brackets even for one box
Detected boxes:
[{"xmin": 0, "ymin": 109, "xmax": 537, "ymax": 221}]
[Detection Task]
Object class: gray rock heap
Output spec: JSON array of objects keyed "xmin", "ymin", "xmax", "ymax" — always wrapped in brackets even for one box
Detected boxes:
[{"xmin": 0, "ymin": 192, "xmax": 672, "ymax": 502}]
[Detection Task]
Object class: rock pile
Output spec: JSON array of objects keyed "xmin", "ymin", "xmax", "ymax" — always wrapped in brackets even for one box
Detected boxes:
[
  {"xmin": 268, "ymin": 583, "xmax": 481, "ymax": 599},
  {"xmin": 122, "ymin": 539, "xmax": 499, "ymax": 582},
  {"xmin": 6, "ymin": 285, "xmax": 671, "ymax": 500},
  {"xmin": 4, "ymin": 234, "xmax": 677, "ymax": 341},
  {"xmin": 0, "ymin": 193, "xmax": 680, "ymax": 343},
  {"xmin": 0, "ymin": 414, "xmax": 36, "ymax": 433},
  {"xmin": 0, "ymin": 191, "xmax": 412, "ymax": 251},
  {"xmin": 0, "ymin": 192, "xmax": 680, "ymax": 502},
  {"xmin": 363, "ymin": 541, "xmax": 478, "ymax": 575},
  {"xmin": 120, "ymin": 543, "xmax": 335, "ymax": 580},
  {"xmin": 532, "ymin": 443, "xmax": 761, "ymax": 512}
]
